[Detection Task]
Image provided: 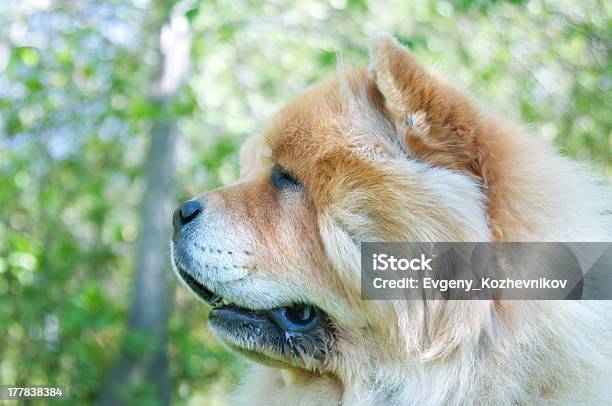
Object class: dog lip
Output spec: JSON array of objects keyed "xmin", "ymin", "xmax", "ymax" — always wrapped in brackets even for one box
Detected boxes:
[
  {"xmin": 176, "ymin": 265, "xmax": 221, "ymax": 305},
  {"xmin": 209, "ymin": 303, "xmax": 324, "ymax": 333},
  {"xmin": 266, "ymin": 304, "xmax": 323, "ymax": 332},
  {"xmin": 209, "ymin": 305, "xmax": 270, "ymax": 324},
  {"xmin": 176, "ymin": 263, "xmax": 251, "ymax": 308}
]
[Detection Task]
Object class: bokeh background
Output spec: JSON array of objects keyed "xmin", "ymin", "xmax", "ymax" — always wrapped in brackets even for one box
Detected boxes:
[{"xmin": 0, "ymin": 0, "xmax": 610, "ymax": 404}]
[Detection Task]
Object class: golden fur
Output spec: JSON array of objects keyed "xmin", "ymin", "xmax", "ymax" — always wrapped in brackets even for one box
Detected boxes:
[{"xmin": 174, "ymin": 34, "xmax": 612, "ymax": 405}]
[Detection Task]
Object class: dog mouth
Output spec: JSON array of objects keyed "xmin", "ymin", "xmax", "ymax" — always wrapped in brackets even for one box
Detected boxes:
[
  {"xmin": 177, "ymin": 266, "xmax": 321, "ymax": 329},
  {"xmin": 176, "ymin": 265, "xmax": 334, "ymax": 369}
]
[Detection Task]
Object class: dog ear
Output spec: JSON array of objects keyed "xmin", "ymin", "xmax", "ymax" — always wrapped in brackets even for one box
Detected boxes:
[
  {"xmin": 368, "ymin": 34, "xmax": 425, "ymax": 121},
  {"xmin": 369, "ymin": 34, "xmax": 483, "ymax": 179}
]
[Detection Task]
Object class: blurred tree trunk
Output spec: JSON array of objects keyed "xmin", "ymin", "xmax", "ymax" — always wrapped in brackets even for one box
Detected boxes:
[{"xmin": 99, "ymin": 2, "xmax": 192, "ymax": 405}]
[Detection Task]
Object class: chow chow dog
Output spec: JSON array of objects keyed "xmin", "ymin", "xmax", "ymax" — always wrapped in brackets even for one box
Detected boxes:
[{"xmin": 170, "ymin": 34, "xmax": 612, "ymax": 405}]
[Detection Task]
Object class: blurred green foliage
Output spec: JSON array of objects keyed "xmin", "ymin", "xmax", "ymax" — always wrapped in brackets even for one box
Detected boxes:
[{"xmin": 0, "ymin": 0, "xmax": 610, "ymax": 404}]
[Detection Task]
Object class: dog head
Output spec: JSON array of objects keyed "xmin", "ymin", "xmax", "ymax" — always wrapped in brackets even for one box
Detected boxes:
[{"xmin": 171, "ymin": 35, "xmax": 494, "ymax": 376}]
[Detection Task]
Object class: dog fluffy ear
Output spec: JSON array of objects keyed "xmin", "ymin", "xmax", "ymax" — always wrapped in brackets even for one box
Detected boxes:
[
  {"xmin": 368, "ymin": 34, "xmax": 426, "ymax": 121},
  {"xmin": 369, "ymin": 34, "xmax": 483, "ymax": 178}
]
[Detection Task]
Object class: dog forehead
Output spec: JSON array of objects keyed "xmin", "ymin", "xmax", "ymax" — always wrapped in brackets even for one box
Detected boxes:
[
  {"xmin": 264, "ymin": 70, "xmax": 394, "ymax": 163},
  {"xmin": 266, "ymin": 83, "xmax": 344, "ymax": 152}
]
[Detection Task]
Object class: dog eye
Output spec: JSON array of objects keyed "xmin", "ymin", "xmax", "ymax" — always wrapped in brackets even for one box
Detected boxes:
[{"xmin": 271, "ymin": 165, "xmax": 301, "ymax": 190}]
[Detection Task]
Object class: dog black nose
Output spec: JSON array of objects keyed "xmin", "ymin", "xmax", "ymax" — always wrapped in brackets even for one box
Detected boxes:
[{"xmin": 173, "ymin": 199, "xmax": 202, "ymax": 233}]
